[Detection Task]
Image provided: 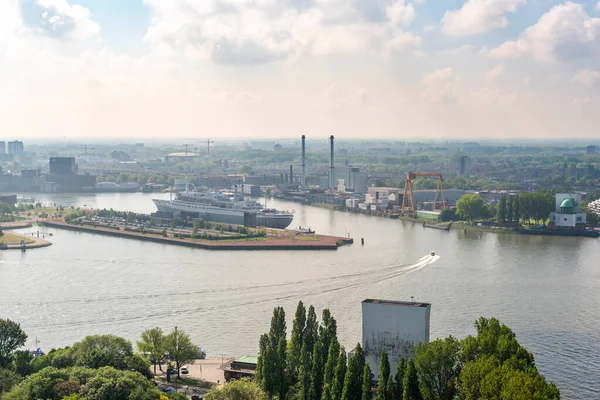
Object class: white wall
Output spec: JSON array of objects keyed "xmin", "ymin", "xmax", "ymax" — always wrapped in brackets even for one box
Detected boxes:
[{"xmin": 362, "ymin": 301, "xmax": 431, "ymax": 381}]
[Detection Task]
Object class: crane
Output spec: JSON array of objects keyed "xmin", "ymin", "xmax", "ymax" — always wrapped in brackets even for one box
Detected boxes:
[
  {"xmin": 182, "ymin": 144, "xmax": 192, "ymax": 156},
  {"xmin": 200, "ymin": 139, "xmax": 215, "ymax": 155},
  {"xmin": 401, "ymin": 172, "xmax": 446, "ymax": 213},
  {"xmin": 83, "ymin": 145, "xmax": 95, "ymax": 155}
]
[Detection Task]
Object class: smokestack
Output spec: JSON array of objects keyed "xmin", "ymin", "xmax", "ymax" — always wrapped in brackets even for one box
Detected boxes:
[
  {"xmin": 301, "ymin": 135, "xmax": 306, "ymax": 188},
  {"xmin": 329, "ymin": 135, "xmax": 335, "ymax": 190},
  {"xmin": 234, "ymin": 184, "xmax": 238, "ymax": 202},
  {"xmin": 290, "ymin": 164, "xmax": 293, "ymax": 184}
]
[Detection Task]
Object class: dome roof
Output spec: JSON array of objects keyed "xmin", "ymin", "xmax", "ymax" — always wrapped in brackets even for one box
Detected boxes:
[{"xmin": 560, "ymin": 198, "xmax": 574, "ymax": 208}]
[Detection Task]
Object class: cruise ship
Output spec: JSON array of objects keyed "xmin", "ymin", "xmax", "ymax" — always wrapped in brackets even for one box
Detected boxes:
[{"xmin": 152, "ymin": 188, "xmax": 294, "ymax": 229}]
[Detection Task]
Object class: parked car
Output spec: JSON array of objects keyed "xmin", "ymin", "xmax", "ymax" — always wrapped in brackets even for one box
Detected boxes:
[{"xmin": 181, "ymin": 366, "xmax": 189, "ymax": 375}]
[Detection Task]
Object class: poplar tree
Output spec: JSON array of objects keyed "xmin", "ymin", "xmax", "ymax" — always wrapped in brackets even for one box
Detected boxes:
[
  {"xmin": 394, "ymin": 358, "xmax": 406, "ymax": 399},
  {"xmin": 255, "ymin": 334, "xmax": 269, "ymax": 388},
  {"xmin": 304, "ymin": 306, "xmax": 319, "ymax": 355},
  {"xmin": 342, "ymin": 344, "xmax": 365, "ymax": 400},
  {"xmin": 402, "ymin": 359, "xmax": 422, "ymax": 400},
  {"xmin": 513, "ymin": 195, "xmax": 520, "ymax": 223},
  {"xmin": 332, "ymin": 346, "xmax": 347, "ymax": 400},
  {"xmin": 322, "ymin": 339, "xmax": 340, "ymax": 400},
  {"xmin": 319, "ymin": 309, "xmax": 337, "ymax": 363},
  {"xmin": 497, "ymin": 196, "xmax": 507, "ymax": 222},
  {"xmin": 376, "ymin": 351, "xmax": 390, "ymax": 400},
  {"xmin": 309, "ymin": 340, "xmax": 324, "ymax": 400},
  {"xmin": 362, "ymin": 364, "xmax": 373, "ymax": 400},
  {"xmin": 385, "ymin": 375, "xmax": 394, "ymax": 400},
  {"xmin": 287, "ymin": 301, "xmax": 307, "ymax": 383},
  {"xmin": 298, "ymin": 343, "xmax": 311, "ymax": 399},
  {"xmin": 507, "ymin": 196, "xmax": 514, "ymax": 223}
]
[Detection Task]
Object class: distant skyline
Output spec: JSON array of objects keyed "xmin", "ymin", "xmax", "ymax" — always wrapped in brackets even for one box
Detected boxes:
[{"xmin": 2, "ymin": 0, "xmax": 600, "ymax": 139}]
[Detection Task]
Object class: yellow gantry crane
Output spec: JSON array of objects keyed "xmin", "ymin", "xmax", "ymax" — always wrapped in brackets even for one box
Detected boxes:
[{"xmin": 401, "ymin": 172, "xmax": 446, "ymax": 212}]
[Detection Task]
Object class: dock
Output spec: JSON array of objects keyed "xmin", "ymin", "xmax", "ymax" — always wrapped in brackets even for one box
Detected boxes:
[{"xmin": 40, "ymin": 220, "xmax": 352, "ymax": 251}]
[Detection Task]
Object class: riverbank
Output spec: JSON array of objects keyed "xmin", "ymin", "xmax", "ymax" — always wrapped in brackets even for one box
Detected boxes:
[
  {"xmin": 0, "ymin": 231, "xmax": 52, "ymax": 250},
  {"xmin": 40, "ymin": 220, "xmax": 352, "ymax": 250}
]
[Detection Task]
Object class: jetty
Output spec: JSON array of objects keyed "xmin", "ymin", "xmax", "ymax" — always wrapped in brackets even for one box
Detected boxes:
[{"xmin": 41, "ymin": 220, "xmax": 352, "ymax": 251}]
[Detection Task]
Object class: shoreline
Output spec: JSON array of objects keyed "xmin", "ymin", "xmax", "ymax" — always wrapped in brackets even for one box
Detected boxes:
[{"xmin": 40, "ymin": 220, "xmax": 352, "ymax": 251}]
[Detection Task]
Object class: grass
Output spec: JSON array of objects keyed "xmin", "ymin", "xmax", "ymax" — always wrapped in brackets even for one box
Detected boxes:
[
  {"xmin": 156, "ymin": 375, "xmax": 215, "ymax": 389},
  {"xmin": 292, "ymin": 235, "xmax": 321, "ymax": 241},
  {"xmin": 0, "ymin": 232, "xmax": 35, "ymax": 245}
]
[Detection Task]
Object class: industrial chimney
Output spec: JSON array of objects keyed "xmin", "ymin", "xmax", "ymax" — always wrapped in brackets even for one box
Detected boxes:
[
  {"xmin": 301, "ymin": 135, "xmax": 306, "ymax": 188},
  {"xmin": 290, "ymin": 164, "xmax": 293, "ymax": 184},
  {"xmin": 329, "ymin": 135, "xmax": 335, "ymax": 190}
]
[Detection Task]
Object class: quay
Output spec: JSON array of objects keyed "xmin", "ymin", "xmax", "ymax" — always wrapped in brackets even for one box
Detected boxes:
[{"xmin": 40, "ymin": 220, "xmax": 353, "ymax": 251}]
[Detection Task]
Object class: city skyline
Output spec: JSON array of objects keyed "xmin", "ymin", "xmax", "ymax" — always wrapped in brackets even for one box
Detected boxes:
[{"xmin": 2, "ymin": 0, "xmax": 600, "ymax": 139}]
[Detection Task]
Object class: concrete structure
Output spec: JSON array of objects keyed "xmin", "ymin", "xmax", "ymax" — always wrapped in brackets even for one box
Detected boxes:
[
  {"xmin": 362, "ymin": 298, "xmax": 431, "ymax": 381},
  {"xmin": 329, "ymin": 135, "xmax": 335, "ymax": 190},
  {"xmin": 458, "ymin": 155, "xmax": 471, "ymax": 176},
  {"xmin": 242, "ymin": 184, "xmax": 261, "ymax": 197},
  {"xmin": 587, "ymin": 145, "xmax": 597, "ymax": 155},
  {"xmin": 0, "ymin": 141, "xmax": 5, "ymax": 154},
  {"xmin": 7, "ymin": 141, "xmax": 24, "ymax": 155},
  {"xmin": 549, "ymin": 193, "xmax": 586, "ymax": 230},
  {"xmin": 49, "ymin": 157, "xmax": 78, "ymax": 175},
  {"xmin": 301, "ymin": 135, "xmax": 306, "ymax": 188},
  {"xmin": 335, "ymin": 167, "xmax": 367, "ymax": 194}
]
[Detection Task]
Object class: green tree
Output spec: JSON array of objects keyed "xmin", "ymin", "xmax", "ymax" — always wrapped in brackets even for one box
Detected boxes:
[
  {"xmin": 385, "ymin": 375, "xmax": 394, "ymax": 400},
  {"xmin": 497, "ymin": 196, "xmax": 507, "ymax": 222},
  {"xmin": 455, "ymin": 194, "xmax": 487, "ymax": 223},
  {"xmin": 0, "ymin": 319, "xmax": 27, "ymax": 368},
  {"xmin": 513, "ymin": 195, "xmax": 520, "ymax": 223},
  {"xmin": 164, "ymin": 328, "xmax": 200, "ymax": 379},
  {"xmin": 457, "ymin": 355, "xmax": 499, "ymax": 400},
  {"xmin": 394, "ymin": 358, "xmax": 406, "ymax": 400},
  {"xmin": 192, "ymin": 221, "xmax": 200, "ymax": 235},
  {"xmin": 362, "ymin": 363, "xmax": 373, "ymax": 400},
  {"xmin": 319, "ymin": 309, "xmax": 337, "ymax": 364},
  {"xmin": 342, "ymin": 344, "xmax": 365, "ymax": 400},
  {"xmin": 304, "ymin": 306, "xmax": 318, "ymax": 356},
  {"xmin": 296, "ymin": 343, "xmax": 311, "ymax": 399},
  {"xmin": 137, "ymin": 327, "xmax": 165, "ymax": 374},
  {"xmin": 286, "ymin": 301, "xmax": 306, "ymax": 383},
  {"xmin": 276, "ymin": 337, "xmax": 288, "ymax": 399},
  {"xmin": 402, "ymin": 359, "xmax": 421, "ymax": 400},
  {"xmin": 205, "ymin": 378, "xmax": 267, "ymax": 400},
  {"xmin": 375, "ymin": 351, "xmax": 390, "ymax": 400},
  {"xmin": 308, "ymin": 340, "xmax": 324, "ymax": 400},
  {"xmin": 0, "ymin": 368, "xmax": 21, "ymax": 394},
  {"xmin": 11, "ymin": 350, "xmax": 33, "ymax": 376},
  {"xmin": 268, "ymin": 307, "xmax": 286, "ymax": 350},
  {"xmin": 321, "ymin": 339, "xmax": 340, "ymax": 400},
  {"xmin": 332, "ymin": 346, "xmax": 347, "ymax": 400},
  {"xmin": 255, "ymin": 334, "xmax": 269, "ymax": 388},
  {"xmin": 414, "ymin": 337, "xmax": 461, "ymax": 400}
]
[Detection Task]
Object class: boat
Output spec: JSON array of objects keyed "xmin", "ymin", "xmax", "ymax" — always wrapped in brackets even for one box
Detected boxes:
[
  {"xmin": 152, "ymin": 187, "xmax": 294, "ymax": 229},
  {"xmin": 430, "ymin": 251, "xmax": 435, "ymax": 256}
]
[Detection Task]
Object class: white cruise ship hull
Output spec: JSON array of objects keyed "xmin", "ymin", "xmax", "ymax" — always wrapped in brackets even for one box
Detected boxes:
[{"xmin": 153, "ymin": 199, "xmax": 293, "ymax": 229}]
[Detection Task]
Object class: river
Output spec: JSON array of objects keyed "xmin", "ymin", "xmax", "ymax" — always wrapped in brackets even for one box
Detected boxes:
[{"xmin": 0, "ymin": 192, "xmax": 598, "ymax": 399}]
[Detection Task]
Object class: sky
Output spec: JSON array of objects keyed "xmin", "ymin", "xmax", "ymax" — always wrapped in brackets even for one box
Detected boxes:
[{"xmin": 1, "ymin": 0, "xmax": 600, "ymax": 140}]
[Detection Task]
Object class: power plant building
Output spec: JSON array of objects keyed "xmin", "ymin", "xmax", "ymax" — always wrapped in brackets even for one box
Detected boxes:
[
  {"xmin": 49, "ymin": 157, "xmax": 78, "ymax": 175},
  {"xmin": 362, "ymin": 299, "xmax": 431, "ymax": 381}
]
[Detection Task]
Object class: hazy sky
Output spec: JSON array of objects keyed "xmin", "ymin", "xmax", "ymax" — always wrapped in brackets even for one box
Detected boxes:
[{"xmin": 2, "ymin": 0, "xmax": 600, "ymax": 140}]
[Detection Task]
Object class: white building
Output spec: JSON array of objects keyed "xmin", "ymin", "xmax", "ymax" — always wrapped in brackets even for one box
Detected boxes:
[
  {"xmin": 549, "ymin": 193, "xmax": 586, "ymax": 229},
  {"xmin": 362, "ymin": 299, "xmax": 431, "ymax": 381}
]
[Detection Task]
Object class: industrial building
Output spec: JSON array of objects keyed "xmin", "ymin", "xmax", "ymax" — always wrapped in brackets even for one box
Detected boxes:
[
  {"xmin": 366, "ymin": 187, "xmax": 466, "ymax": 208},
  {"xmin": 458, "ymin": 155, "xmax": 471, "ymax": 176},
  {"xmin": 50, "ymin": 157, "xmax": 78, "ymax": 175},
  {"xmin": 362, "ymin": 298, "xmax": 431, "ymax": 381},
  {"xmin": 0, "ymin": 142, "xmax": 5, "ymax": 154},
  {"xmin": 549, "ymin": 193, "xmax": 586, "ymax": 230},
  {"xmin": 335, "ymin": 167, "xmax": 368, "ymax": 194}
]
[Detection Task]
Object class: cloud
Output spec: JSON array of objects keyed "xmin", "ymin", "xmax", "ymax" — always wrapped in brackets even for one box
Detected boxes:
[
  {"xmin": 321, "ymin": 84, "xmax": 368, "ymax": 107},
  {"xmin": 19, "ymin": 0, "xmax": 100, "ymax": 41},
  {"xmin": 144, "ymin": 0, "xmax": 422, "ymax": 65},
  {"xmin": 573, "ymin": 69, "xmax": 600, "ymax": 86},
  {"xmin": 486, "ymin": 64, "xmax": 506, "ymax": 80},
  {"xmin": 597, "ymin": 1, "xmax": 600, "ymax": 12},
  {"xmin": 442, "ymin": 0, "xmax": 525, "ymax": 36},
  {"xmin": 423, "ymin": 24, "xmax": 435, "ymax": 32},
  {"xmin": 422, "ymin": 67, "xmax": 453, "ymax": 84},
  {"xmin": 487, "ymin": 2, "xmax": 600, "ymax": 62}
]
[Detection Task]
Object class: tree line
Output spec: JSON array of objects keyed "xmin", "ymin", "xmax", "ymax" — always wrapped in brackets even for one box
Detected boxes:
[
  {"xmin": 246, "ymin": 302, "xmax": 559, "ymax": 400},
  {"xmin": 496, "ymin": 192, "xmax": 555, "ymax": 225},
  {"xmin": 0, "ymin": 318, "xmax": 201, "ymax": 399}
]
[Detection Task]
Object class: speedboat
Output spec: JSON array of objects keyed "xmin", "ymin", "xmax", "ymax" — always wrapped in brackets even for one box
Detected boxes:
[{"xmin": 430, "ymin": 251, "xmax": 435, "ymax": 256}]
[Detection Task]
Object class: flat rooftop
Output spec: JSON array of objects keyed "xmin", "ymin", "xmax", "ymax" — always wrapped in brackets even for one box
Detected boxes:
[{"xmin": 363, "ymin": 298, "xmax": 430, "ymax": 308}]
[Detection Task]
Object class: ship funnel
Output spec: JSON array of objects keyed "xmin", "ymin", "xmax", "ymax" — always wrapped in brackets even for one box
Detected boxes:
[{"xmin": 301, "ymin": 135, "xmax": 306, "ymax": 188}]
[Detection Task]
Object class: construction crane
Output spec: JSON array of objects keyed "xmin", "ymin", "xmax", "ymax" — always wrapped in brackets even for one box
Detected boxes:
[
  {"xmin": 83, "ymin": 145, "xmax": 95, "ymax": 155},
  {"xmin": 401, "ymin": 172, "xmax": 446, "ymax": 213},
  {"xmin": 200, "ymin": 139, "xmax": 215, "ymax": 155},
  {"xmin": 182, "ymin": 144, "xmax": 191, "ymax": 156}
]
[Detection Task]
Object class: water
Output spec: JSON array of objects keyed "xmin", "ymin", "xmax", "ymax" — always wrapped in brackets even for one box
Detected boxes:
[{"xmin": 1, "ymin": 193, "xmax": 599, "ymax": 399}]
